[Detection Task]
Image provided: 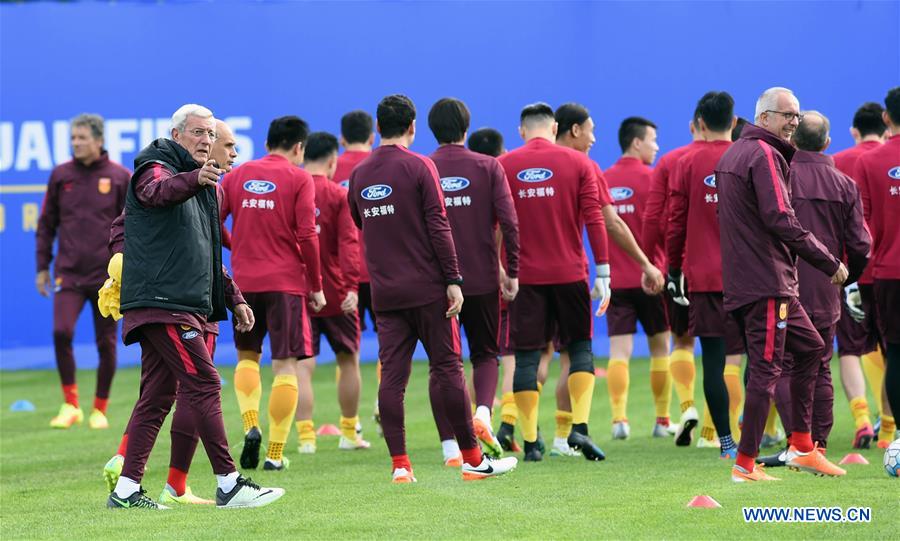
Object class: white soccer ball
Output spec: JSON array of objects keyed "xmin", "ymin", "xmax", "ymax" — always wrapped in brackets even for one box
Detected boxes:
[{"xmin": 885, "ymin": 438, "xmax": 900, "ymax": 478}]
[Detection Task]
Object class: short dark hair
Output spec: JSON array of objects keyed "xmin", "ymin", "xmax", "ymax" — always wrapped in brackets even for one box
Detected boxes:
[
  {"xmin": 376, "ymin": 94, "xmax": 416, "ymax": 139},
  {"xmin": 467, "ymin": 128, "xmax": 504, "ymax": 157},
  {"xmin": 428, "ymin": 98, "xmax": 470, "ymax": 144},
  {"xmin": 70, "ymin": 113, "xmax": 104, "ymax": 140},
  {"xmin": 696, "ymin": 91, "xmax": 734, "ymax": 132},
  {"xmin": 267, "ymin": 115, "xmax": 309, "ymax": 151},
  {"xmin": 732, "ymin": 117, "xmax": 749, "ymax": 141},
  {"xmin": 554, "ymin": 103, "xmax": 590, "ymax": 140},
  {"xmin": 852, "ymin": 102, "xmax": 886, "ymax": 137},
  {"xmin": 341, "ymin": 110, "xmax": 373, "ymax": 144},
  {"xmin": 883, "ymin": 87, "xmax": 900, "ymax": 125},
  {"xmin": 304, "ymin": 131, "xmax": 339, "ymax": 162},
  {"xmin": 618, "ymin": 116, "xmax": 657, "ymax": 153},
  {"xmin": 793, "ymin": 112, "xmax": 830, "ymax": 152},
  {"xmin": 520, "ymin": 102, "xmax": 555, "ymax": 125}
]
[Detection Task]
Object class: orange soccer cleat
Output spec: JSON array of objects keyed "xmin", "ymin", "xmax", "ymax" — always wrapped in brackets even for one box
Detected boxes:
[
  {"xmin": 731, "ymin": 463, "xmax": 781, "ymax": 483},
  {"xmin": 786, "ymin": 444, "xmax": 846, "ymax": 477}
]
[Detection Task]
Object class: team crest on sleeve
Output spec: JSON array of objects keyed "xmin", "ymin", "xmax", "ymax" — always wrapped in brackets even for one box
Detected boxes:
[
  {"xmin": 243, "ymin": 180, "xmax": 277, "ymax": 194},
  {"xmin": 516, "ymin": 168, "xmax": 553, "ymax": 182},
  {"xmin": 361, "ymin": 184, "xmax": 392, "ymax": 200},
  {"xmin": 609, "ymin": 187, "xmax": 634, "ymax": 201},
  {"xmin": 440, "ymin": 177, "xmax": 470, "ymax": 192},
  {"xmin": 888, "ymin": 166, "xmax": 900, "ymax": 180},
  {"xmin": 703, "ymin": 174, "xmax": 717, "ymax": 188},
  {"xmin": 98, "ymin": 177, "xmax": 111, "ymax": 194},
  {"xmin": 779, "ymin": 303, "xmax": 787, "ymax": 320}
]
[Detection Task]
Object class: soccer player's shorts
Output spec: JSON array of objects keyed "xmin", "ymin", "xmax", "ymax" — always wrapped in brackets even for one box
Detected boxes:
[
  {"xmin": 873, "ymin": 279, "xmax": 900, "ymax": 346},
  {"xmin": 310, "ymin": 312, "xmax": 360, "ymax": 356},
  {"xmin": 666, "ymin": 295, "xmax": 691, "ymax": 337},
  {"xmin": 835, "ymin": 299, "xmax": 875, "ymax": 357},
  {"xmin": 498, "ymin": 308, "xmax": 514, "ymax": 356},
  {"xmin": 233, "ymin": 291, "xmax": 313, "ymax": 360},
  {"xmin": 358, "ymin": 282, "xmax": 377, "ymax": 332},
  {"xmin": 510, "ymin": 281, "xmax": 591, "ymax": 350},
  {"xmin": 606, "ymin": 288, "xmax": 669, "ymax": 337},
  {"xmin": 688, "ymin": 292, "xmax": 744, "ymax": 355},
  {"xmin": 459, "ymin": 290, "xmax": 500, "ymax": 361}
]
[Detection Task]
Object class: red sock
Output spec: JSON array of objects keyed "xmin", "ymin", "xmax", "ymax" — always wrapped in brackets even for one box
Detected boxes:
[
  {"xmin": 461, "ymin": 447, "xmax": 483, "ymax": 467},
  {"xmin": 736, "ymin": 451, "xmax": 756, "ymax": 472},
  {"xmin": 93, "ymin": 397, "xmax": 109, "ymax": 414},
  {"xmin": 62, "ymin": 384, "xmax": 78, "ymax": 408},
  {"xmin": 656, "ymin": 416, "xmax": 670, "ymax": 427},
  {"xmin": 167, "ymin": 467, "xmax": 188, "ymax": 496},
  {"xmin": 791, "ymin": 431, "xmax": 814, "ymax": 453},
  {"xmin": 391, "ymin": 454, "xmax": 411, "ymax": 471},
  {"xmin": 117, "ymin": 434, "xmax": 128, "ymax": 457}
]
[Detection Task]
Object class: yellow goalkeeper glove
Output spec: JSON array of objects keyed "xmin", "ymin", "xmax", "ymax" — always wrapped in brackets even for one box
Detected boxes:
[{"xmin": 97, "ymin": 253, "xmax": 123, "ymax": 321}]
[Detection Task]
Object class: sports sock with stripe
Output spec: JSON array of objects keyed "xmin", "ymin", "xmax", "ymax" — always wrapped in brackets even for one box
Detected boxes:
[
  {"xmin": 569, "ymin": 371, "xmax": 595, "ymax": 425},
  {"xmin": 606, "ymin": 359, "xmax": 629, "ymax": 422},
  {"xmin": 861, "ymin": 348, "xmax": 885, "ymax": 416},
  {"xmin": 555, "ymin": 410, "xmax": 573, "ymax": 439},
  {"xmin": 650, "ymin": 356, "xmax": 671, "ymax": 420},
  {"xmin": 669, "ymin": 348, "xmax": 696, "ymax": 412},
  {"xmin": 500, "ymin": 392, "xmax": 518, "ymax": 425},
  {"xmin": 234, "ymin": 358, "xmax": 262, "ymax": 433},
  {"xmin": 267, "ymin": 374, "xmax": 299, "ymax": 461},
  {"xmin": 849, "ymin": 397, "xmax": 872, "ymax": 429},
  {"xmin": 724, "ymin": 363, "xmax": 743, "ymax": 441},
  {"xmin": 514, "ymin": 391, "xmax": 540, "ymax": 443},
  {"xmin": 700, "ymin": 404, "xmax": 717, "ymax": 441}
]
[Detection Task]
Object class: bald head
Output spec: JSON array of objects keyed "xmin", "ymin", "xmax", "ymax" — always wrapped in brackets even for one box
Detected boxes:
[
  {"xmin": 792, "ymin": 111, "xmax": 830, "ymax": 152},
  {"xmin": 211, "ymin": 119, "xmax": 238, "ymax": 171}
]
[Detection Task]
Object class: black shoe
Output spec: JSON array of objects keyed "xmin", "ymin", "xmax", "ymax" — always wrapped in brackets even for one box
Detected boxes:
[
  {"xmin": 568, "ymin": 430, "xmax": 606, "ymax": 461},
  {"xmin": 496, "ymin": 422, "xmax": 518, "ymax": 452},
  {"xmin": 675, "ymin": 418, "xmax": 698, "ymax": 447},
  {"xmin": 240, "ymin": 426, "xmax": 262, "ymax": 470},
  {"xmin": 263, "ymin": 457, "xmax": 289, "ymax": 471},
  {"xmin": 107, "ymin": 488, "xmax": 168, "ymax": 510},
  {"xmin": 756, "ymin": 446, "xmax": 788, "ymax": 468},
  {"xmin": 536, "ymin": 428, "xmax": 546, "ymax": 455},
  {"xmin": 523, "ymin": 440, "xmax": 543, "ymax": 462}
]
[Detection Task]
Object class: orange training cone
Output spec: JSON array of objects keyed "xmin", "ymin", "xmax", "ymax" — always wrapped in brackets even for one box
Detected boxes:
[
  {"xmin": 316, "ymin": 424, "xmax": 341, "ymax": 436},
  {"xmin": 838, "ymin": 453, "xmax": 869, "ymax": 465},
  {"xmin": 687, "ymin": 495, "xmax": 721, "ymax": 508}
]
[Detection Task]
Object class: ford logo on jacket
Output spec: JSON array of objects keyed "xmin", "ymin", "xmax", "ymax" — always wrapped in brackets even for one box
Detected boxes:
[
  {"xmin": 610, "ymin": 187, "xmax": 633, "ymax": 201},
  {"xmin": 440, "ymin": 176, "xmax": 470, "ymax": 192},
  {"xmin": 243, "ymin": 180, "xmax": 277, "ymax": 194},
  {"xmin": 888, "ymin": 166, "xmax": 900, "ymax": 180},
  {"xmin": 704, "ymin": 174, "xmax": 717, "ymax": 188},
  {"xmin": 516, "ymin": 168, "xmax": 553, "ymax": 182},
  {"xmin": 361, "ymin": 184, "xmax": 392, "ymax": 200}
]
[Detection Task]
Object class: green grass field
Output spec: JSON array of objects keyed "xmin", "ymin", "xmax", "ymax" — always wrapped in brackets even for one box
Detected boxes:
[{"xmin": 1, "ymin": 358, "xmax": 897, "ymax": 540}]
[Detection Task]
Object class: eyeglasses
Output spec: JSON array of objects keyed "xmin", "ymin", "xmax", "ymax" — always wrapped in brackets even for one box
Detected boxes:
[
  {"xmin": 765, "ymin": 110, "xmax": 803, "ymax": 123},
  {"xmin": 187, "ymin": 128, "xmax": 217, "ymax": 140}
]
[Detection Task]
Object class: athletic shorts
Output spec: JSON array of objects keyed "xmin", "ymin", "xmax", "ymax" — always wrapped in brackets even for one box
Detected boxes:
[
  {"xmin": 666, "ymin": 295, "xmax": 691, "ymax": 337},
  {"xmin": 873, "ymin": 279, "xmax": 900, "ymax": 346},
  {"xmin": 311, "ymin": 311, "xmax": 360, "ymax": 356},
  {"xmin": 233, "ymin": 291, "xmax": 312, "ymax": 360},
  {"xmin": 510, "ymin": 281, "xmax": 591, "ymax": 351},
  {"xmin": 688, "ymin": 292, "xmax": 744, "ymax": 355},
  {"xmin": 835, "ymin": 299, "xmax": 874, "ymax": 357},
  {"xmin": 358, "ymin": 282, "xmax": 377, "ymax": 332},
  {"xmin": 498, "ymin": 308, "xmax": 514, "ymax": 356},
  {"xmin": 459, "ymin": 290, "xmax": 500, "ymax": 361},
  {"xmin": 606, "ymin": 288, "xmax": 669, "ymax": 337}
]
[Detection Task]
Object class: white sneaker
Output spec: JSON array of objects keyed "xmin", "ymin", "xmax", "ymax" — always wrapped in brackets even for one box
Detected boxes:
[
  {"xmin": 675, "ymin": 407, "xmax": 698, "ymax": 446},
  {"xmin": 461, "ymin": 455, "xmax": 518, "ymax": 480},
  {"xmin": 216, "ymin": 476, "xmax": 285, "ymax": 508},
  {"xmin": 612, "ymin": 421, "xmax": 630, "ymax": 440},
  {"xmin": 666, "ymin": 423, "xmax": 679, "ymax": 436},
  {"xmin": 392, "ymin": 467, "xmax": 416, "ymax": 483},
  {"xmin": 696, "ymin": 436, "xmax": 721, "ymax": 448},
  {"xmin": 652, "ymin": 423, "xmax": 672, "ymax": 438},
  {"xmin": 297, "ymin": 442, "xmax": 316, "ymax": 454},
  {"xmin": 338, "ymin": 436, "xmax": 371, "ymax": 450},
  {"xmin": 549, "ymin": 437, "xmax": 581, "ymax": 457}
]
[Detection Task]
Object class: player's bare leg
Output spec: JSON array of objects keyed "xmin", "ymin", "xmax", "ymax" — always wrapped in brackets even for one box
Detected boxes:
[{"xmin": 337, "ymin": 351, "xmax": 370, "ymax": 449}]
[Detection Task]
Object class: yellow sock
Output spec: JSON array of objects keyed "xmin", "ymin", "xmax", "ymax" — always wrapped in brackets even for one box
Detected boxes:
[
  {"xmin": 267, "ymin": 374, "xmax": 299, "ymax": 461},
  {"xmin": 700, "ymin": 403, "xmax": 716, "ymax": 440},
  {"xmin": 861, "ymin": 349, "xmax": 885, "ymax": 415},
  {"xmin": 555, "ymin": 410, "xmax": 573, "ymax": 439},
  {"xmin": 296, "ymin": 419, "xmax": 316, "ymax": 445},
  {"xmin": 879, "ymin": 415, "xmax": 896, "ymax": 443},
  {"xmin": 500, "ymin": 392, "xmax": 518, "ymax": 425},
  {"xmin": 569, "ymin": 372, "xmax": 595, "ymax": 425},
  {"xmin": 670, "ymin": 349, "xmax": 696, "ymax": 412},
  {"xmin": 763, "ymin": 402, "xmax": 778, "ymax": 436},
  {"xmin": 514, "ymin": 390, "xmax": 539, "ymax": 442},
  {"xmin": 537, "ymin": 382, "xmax": 543, "ymax": 394},
  {"xmin": 376, "ymin": 359, "xmax": 382, "ymax": 384},
  {"xmin": 849, "ymin": 397, "xmax": 872, "ymax": 429},
  {"xmin": 336, "ymin": 365, "xmax": 342, "ymax": 384},
  {"xmin": 650, "ymin": 357, "xmax": 671, "ymax": 419},
  {"xmin": 606, "ymin": 359, "xmax": 629, "ymax": 422},
  {"xmin": 724, "ymin": 364, "xmax": 743, "ymax": 442},
  {"xmin": 234, "ymin": 359, "xmax": 262, "ymax": 432},
  {"xmin": 339, "ymin": 416, "xmax": 358, "ymax": 441}
]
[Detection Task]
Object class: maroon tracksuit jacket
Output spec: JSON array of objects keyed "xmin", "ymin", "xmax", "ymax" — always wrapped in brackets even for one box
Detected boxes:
[
  {"xmin": 790, "ymin": 150, "xmax": 871, "ymax": 325},
  {"xmin": 643, "ymin": 142, "xmax": 699, "ymax": 258},
  {"xmin": 37, "ymin": 152, "xmax": 130, "ymax": 287},
  {"xmin": 716, "ymin": 124, "xmax": 840, "ymax": 311},
  {"xmin": 312, "ymin": 174, "xmax": 360, "ymax": 317},
  {"xmin": 832, "ymin": 140, "xmax": 880, "ymax": 285}
]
